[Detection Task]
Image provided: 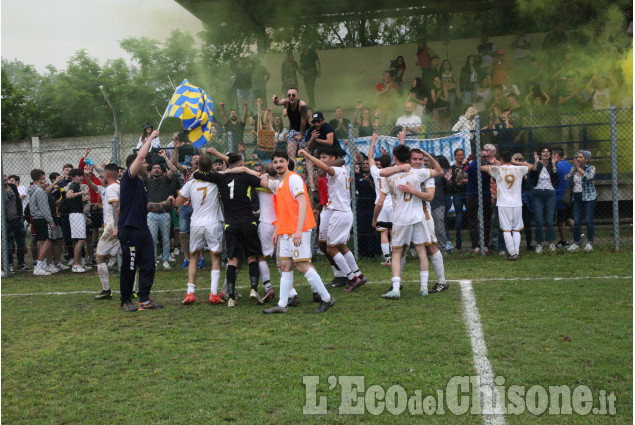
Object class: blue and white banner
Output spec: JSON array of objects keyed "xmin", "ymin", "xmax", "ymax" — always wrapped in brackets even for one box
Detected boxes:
[{"xmin": 342, "ymin": 131, "xmax": 471, "ymax": 165}]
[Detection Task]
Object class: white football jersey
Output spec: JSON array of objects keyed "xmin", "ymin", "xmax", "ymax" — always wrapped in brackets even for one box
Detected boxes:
[
  {"xmin": 179, "ymin": 179, "xmax": 223, "ymax": 227},
  {"xmin": 257, "ymin": 189, "xmax": 276, "ymax": 225},
  {"xmin": 421, "ymin": 175, "xmax": 435, "ymax": 214},
  {"xmin": 370, "ymin": 165, "xmax": 392, "ymax": 206},
  {"xmin": 383, "ymin": 167, "xmax": 431, "ymax": 226},
  {"xmin": 488, "ymin": 165, "xmax": 528, "ymax": 208},
  {"xmin": 325, "ymin": 166, "xmax": 351, "ymax": 212},
  {"xmin": 103, "ymin": 183, "xmax": 120, "ymax": 226}
]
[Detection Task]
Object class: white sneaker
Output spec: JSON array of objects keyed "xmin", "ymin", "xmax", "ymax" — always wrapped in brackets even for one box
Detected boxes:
[
  {"xmin": 172, "ymin": 247, "xmax": 180, "ymax": 256},
  {"xmin": 567, "ymin": 244, "xmax": 579, "ymax": 252},
  {"xmin": 83, "ymin": 264, "xmax": 92, "ymax": 271},
  {"xmin": 535, "ymin": 245, "xmax": 543, "ymax": 254},
  {"xmin": 162, "ymin": 261, "xmax": 171, "ymax": 270},
  {"xmin": 499, "ymin": 250, "xmax": 506, "ymax": 256},
  {"xmin": 33, "ymin": 267, "xmax": 51, "ymax": 276},
  {"xmin": 46, "ymin": 264, "xmax": 60, "ymax": 274},
  {"xmin": 549, "ymin": 243, "xmax": 556, "ymax": 252},
  {"xmin": 583, "ymin": 242, "xmax": 593, "ymax": 251},
  {"xmin": 72, "ymin": 265, "xmax": 86, "ymax": 273},
  {"xmin": 168, "ymin": 253, "xmax": 176, "ymax": 263},
  {"xmin": 55, "ymin": 262, "xmax": 70, "ymax": 271},
  {"xmin": 67, "ymin": 258, "xmax": 75, "ymax": 267}
]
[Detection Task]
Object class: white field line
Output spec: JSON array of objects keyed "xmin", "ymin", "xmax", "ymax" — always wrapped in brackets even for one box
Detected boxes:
[
  {"xmin": 1, "ymin": 275, "xmax": 631, "ymax": 297},
  {"xmin": 459, "ymin": 280, "xmax": 506, "ymax": 425}
]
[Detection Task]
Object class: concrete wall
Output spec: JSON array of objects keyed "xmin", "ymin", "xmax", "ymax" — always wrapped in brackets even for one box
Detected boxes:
[{"xmin": 259, "ymin": 32, "xmax": 549, "ymax": 118}]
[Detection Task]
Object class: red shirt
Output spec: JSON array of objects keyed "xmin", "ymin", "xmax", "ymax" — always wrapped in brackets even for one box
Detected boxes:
[
  {"xmin": 78, "ymin": 157, "xmax": 102, "ymax": 203},
  {"xmin": 318, "ymin": 175, "xmax": 328, "ymax": 206}
]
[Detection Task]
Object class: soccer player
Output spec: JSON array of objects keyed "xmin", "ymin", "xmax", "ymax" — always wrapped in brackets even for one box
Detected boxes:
[
  {"xmin": 299, "ymin": 147, "xmax": 366, "ymax": 293},
  {"xmin": 262, "ymin": 150, "xmax": 335, "ymax": 314},
  {"xmin": 481, "ymin": 150, "xmax": 532, "ymax": 260},
  {"xmin": 176, "ymin": 155, "xmax": 225, "ymax": 304},
  {"xmin": 193, "ymin": 149, "xmax": 265, "ymax": 307},
  {"xmin": 398, "ymin": 147, "xmax": 448, "ymax": 294},
  {"xmin": 119, "ymin": 129, "xmax": 172, "ymax": 312},
  {"xmin": 84, "ymin": 164, "xmax": 121, "ymax": 299},
  {"xmin": 368, "ymin": 133, "xmax": 393, "ymax": 266},
  {"xmin": 254, "ymin": 164, "xmax": 277, "ymax": 303},
  {"xmin": 374, "ymin": 144, "xmax": 442, "ymax": 299}
]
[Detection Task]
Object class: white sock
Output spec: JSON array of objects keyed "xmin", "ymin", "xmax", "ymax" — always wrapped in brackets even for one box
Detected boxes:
[
  {"xmin": 289, "ymin": 287, "xmax": 298, "ymax": 297},
  {"xmin": 278, "ymin": 271, "xmax": 293, "ymax": 308},
  {"xmin": 97, "ymin": 263, "xmax": 110, "ymax": 291},
  {"xmin": 392, "ymin": 276, "xmax": 401, "ymax": 292},
  {"xmin": 41, "ymin": 259, "xmax": 48, "ymax": 268},
  {"xmin": 381, "ymin": 243, "xmax": 390, "ymax": 258},
  {"xmin": 210, "ymin": 270, "xmax": 221, "ymax": 294},
  {"xmin": 332, "ymin": 253, "xmax": 353, "ymax": 279},
  {"xmin": 503, "ymin": 232, "xmax": 514, "ymax": 255},
  {"xmin": 332, "ymin": 265, "xmax": 346, "ymax": 278},
  {"xmin": 186, "ymin": 283, "xmax": 195, "ymax": 294},
  {"xmin": 304, "ymin": 268, "xmax": 330, "ymax": 302},
  {"xmin": 343, "ymin": 251, "xmax": 361, "ymax": 277},
  {"xmin": 400, "ymin": 255, "xmax": 406, "ymax": 278},
  {"xmin": 420, "ymin": 271, "xmax": 429, "ymax": 292},
  {"xmin": 258, "ymin": 260, "xmax": 270, "ymax": 285},
  {"xmin": 512, "ymin": 231, "xmax": 521, "ymax": 256},
  {"xmin": 430, "ymin": 251, "xmax": 446, "ymax": 285}
]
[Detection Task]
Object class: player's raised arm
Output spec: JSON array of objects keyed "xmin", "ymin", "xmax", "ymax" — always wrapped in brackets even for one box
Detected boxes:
[
  {"xmin": 130, "ymin": 129, "xmax": 159, "ymax": 177},
  {"xmin": 298, "ymin": 148, "xmax": 335, "ymax": 176},
  {"xmin": 368, "ymin": 133, "xmax": 379, "ymax": 168},
  {"xmin": 379, "ymin": 163, "xmax": 410, "ymax": 177},
  {"xmin": 206, "ymin": 146, "xmax": 229, "ymax": 164}
]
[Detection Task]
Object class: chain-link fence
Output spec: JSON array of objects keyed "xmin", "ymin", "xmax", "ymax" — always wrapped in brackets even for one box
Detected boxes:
[{"xmin": 1, "ymin": 107, "xmax": 631, "ymax": 276}]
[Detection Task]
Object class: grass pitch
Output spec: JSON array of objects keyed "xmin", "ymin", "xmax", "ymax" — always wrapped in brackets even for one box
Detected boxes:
[{"xmin": 2, "ymin": 249, "xmax": 632, "ymax": 424}]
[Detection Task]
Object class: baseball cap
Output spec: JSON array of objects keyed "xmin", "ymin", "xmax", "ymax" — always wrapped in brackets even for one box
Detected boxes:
[
  {"xmin": 312, "ymin": 112, "xmax": 324, "ymax": 122},
  {"xmin": 142, "ymin": 122, "xmax": 153, "ymax": 131}
]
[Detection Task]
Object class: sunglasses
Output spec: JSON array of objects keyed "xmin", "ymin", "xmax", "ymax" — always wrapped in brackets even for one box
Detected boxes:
[{"xmin": 287, "ymin": 94, "xmax": 296, "ymax": 98}]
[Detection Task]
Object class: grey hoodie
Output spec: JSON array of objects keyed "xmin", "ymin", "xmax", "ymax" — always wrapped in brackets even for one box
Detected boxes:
[{"xmin": 27, "ymin": 183, "xmax": 53, "ymax": 224}]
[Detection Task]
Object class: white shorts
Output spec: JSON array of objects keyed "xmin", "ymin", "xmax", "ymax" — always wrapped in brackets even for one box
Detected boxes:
[
  {"xmin": 376, "ymin": 204, "xmax": 393, "ymax": 231},
  {"xmin": 318, "ymin": 208, "xmax": 333, "ymax": 243},
  {"xmin": 69, "ymin": 213, "xmax": 86, "ymax": 240},
  {"xmin": 279, "ymin": 231, "xmax": 313, "ymax": 263},
  {"xmin": 96, "ymin": 224, "xmax": 121, "ymax": 257},
  {"xmin": 258, "ymin": 222, "xmax": 276, "ymax": 257},
  {"xmin": 498, "ymin": 206, "xmax": 524, "ymax": 232},
  {"xmin": 392, "ymin": 222, "xmax": 434, "ymax": 248},
  {"xmin": 422, "ymin": 204, "xmax": 437, "ymax": 244},
  {"xmin": 327, "ymin": 210, "xmax": 352, "ymax": 246},
  {"xmin": 190, "ymin": 223, "xmax": 223, "ymax": 254}
]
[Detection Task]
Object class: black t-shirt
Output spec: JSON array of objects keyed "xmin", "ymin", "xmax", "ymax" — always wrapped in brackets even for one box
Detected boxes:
[
  {"xmin": 225, "ymin": 120, "xmax": 246, "ymax": 144},
  {"xmin": 193, "ymin": 171, "xmax": 261, "ymax": 227},
  {"xmin": 119, "ymin": 169, "xmax": 149, "ymax": 229},
  {"xmin": 144, "ymin": 175, "xmax": 176, "ymax": 212},
  {"xmin": 306, "ymin": 122, "xmax": 345, "ymax": 157},
  {"xmin": 66, "ymin": 182, "xmax": 84, "ymax": 214},
  {"xmin": 286, "ymin": 102, "xmax": 305, "ymax": 132}
]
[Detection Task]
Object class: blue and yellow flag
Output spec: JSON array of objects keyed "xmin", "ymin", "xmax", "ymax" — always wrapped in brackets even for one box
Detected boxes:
[{"xmin": 165, "ymin": 79, "xmax": 215, "ymax": 148}]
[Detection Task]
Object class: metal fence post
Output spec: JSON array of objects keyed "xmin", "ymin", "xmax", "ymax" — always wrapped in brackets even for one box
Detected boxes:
[
  {"xmin": 474, "ymin": 115, "xmax": 485, "ymax": 254},
  {"xmin": 227, "ymin": 131, "xmax": 234, "ymax": 154},
  {"xmin": 1, "ymin": 153, "xmax": 10, "ymax": 278},
  {"xmin": 609, "ymin": 105, "xmax": 619, "ymax": 250},
  {"xmin": 347, "ymin": 123, "xmax": 359, "ymax": 259},
  {"xmin": 111, "ymin": 137, "xmax": 119, "ymax": 166}
]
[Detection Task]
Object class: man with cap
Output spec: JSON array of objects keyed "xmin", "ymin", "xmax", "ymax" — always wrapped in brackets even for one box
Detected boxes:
[{"xmin": 305, "ymin": 112, "xmax": 345, "ymax": 158}]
